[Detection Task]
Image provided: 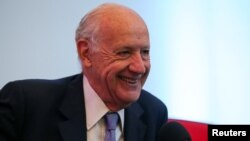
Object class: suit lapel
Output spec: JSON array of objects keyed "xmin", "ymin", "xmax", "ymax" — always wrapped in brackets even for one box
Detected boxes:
[
  {"xmin": 57, "ymin": 74, "xmax": 87, "ymax": 141},
  {"xmin": 124, "ymin": 102, "xmax": 146, "ymax": 141},
  {"xmin": 56, "ymin": 74, "xmax": 147, "ymax": 141}
]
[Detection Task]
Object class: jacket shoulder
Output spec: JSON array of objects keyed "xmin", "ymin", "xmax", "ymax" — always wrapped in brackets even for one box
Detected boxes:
[
  {"xmin": 139, "ymin": 89, "xmax": 167, "ymax": 110},
  {"xmin": 0, "ymin": 74, "xmax": 82, "ymax": 104},
  {"xmin": 1, "ymin": 74, "xmax": 81, "ymax": 90}
]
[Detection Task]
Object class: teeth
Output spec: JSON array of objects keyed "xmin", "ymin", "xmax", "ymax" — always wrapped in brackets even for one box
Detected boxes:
[{"xmin": 120, "ymin": 76, "xmax": 137, "ymax": 84}]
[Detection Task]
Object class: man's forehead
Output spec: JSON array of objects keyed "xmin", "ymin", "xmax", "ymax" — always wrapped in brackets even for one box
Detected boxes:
[{"xmin": 96, "ymin": 17, "xmax": 148, "ymax": 41}]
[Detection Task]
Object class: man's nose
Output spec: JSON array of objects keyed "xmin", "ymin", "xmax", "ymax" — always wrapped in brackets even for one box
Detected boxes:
[{"xmin": 129, "ymin": 53, "xmax": 146, "ymax": 74}]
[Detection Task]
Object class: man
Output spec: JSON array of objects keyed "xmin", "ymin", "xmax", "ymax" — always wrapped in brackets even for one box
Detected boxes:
[{"xmin": 0, "ymin": 3, "xmax": 167, "ymax": 141}]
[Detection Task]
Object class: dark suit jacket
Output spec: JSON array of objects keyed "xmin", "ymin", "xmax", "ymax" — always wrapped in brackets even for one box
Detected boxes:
[{"xmin": 0, "ymin": 74, "xmax": 168, "ymax": 141}]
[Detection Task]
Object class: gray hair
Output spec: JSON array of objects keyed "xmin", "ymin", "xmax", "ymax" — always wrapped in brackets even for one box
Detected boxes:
[
  {"xmin": 76, "ymin": 3, "xmax": 116, "ymax": 43},
  {"xmin": 75, "ymin": 6, "xmax": 101, "ymax": 44}
]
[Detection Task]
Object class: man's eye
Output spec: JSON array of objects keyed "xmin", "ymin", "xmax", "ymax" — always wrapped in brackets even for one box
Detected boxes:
[
  {"xmin": 141, "ymin": 49, "xmax": 150, "ymax": 60},
  {"xmin": 141, "ymin": 50, "xmax": 149, "ymax": 55},
  {"xmin": 117, "ymin": 51, "xmax": 131, "ymax": 57}
]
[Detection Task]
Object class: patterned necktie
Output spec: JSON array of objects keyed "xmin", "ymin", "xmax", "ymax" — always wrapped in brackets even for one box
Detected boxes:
[{"xmin": 104, "ymin": 112, "xmax": 119, "ymax": 141}]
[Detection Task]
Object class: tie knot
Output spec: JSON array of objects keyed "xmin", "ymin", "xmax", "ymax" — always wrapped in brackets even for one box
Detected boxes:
[{"xmin": 105, "ymin": 112, "xmax": 119, "ymax": 130}]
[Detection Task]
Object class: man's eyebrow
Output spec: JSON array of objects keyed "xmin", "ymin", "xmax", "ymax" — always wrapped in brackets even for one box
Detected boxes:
[
  {"xmin": 113, "ymin": 43, "xmax": 150, "ymax": 52},
  {"xmin": 114, "ymin": 46, "xmax": 133, "ymax": 51},
  {"xmin": 142, "ymin": 46, "xmax": 150, "ymax": 49}
]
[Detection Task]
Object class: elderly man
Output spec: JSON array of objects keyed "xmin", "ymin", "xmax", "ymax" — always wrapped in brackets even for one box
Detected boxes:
[{"xmin": 0, "ymin": 3, "xmax": 167, "ymax": 141}]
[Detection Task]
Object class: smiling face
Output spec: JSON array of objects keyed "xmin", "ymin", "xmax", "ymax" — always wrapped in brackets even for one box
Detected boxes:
[{"xmin": 77, "ymin": 5, "xmax": 150, "ymax": 111}]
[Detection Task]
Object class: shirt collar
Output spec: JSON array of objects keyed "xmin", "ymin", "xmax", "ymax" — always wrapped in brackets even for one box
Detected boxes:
[{"xmin": 83, "ymin": 76, "xmax": 124, "ymax": 130}]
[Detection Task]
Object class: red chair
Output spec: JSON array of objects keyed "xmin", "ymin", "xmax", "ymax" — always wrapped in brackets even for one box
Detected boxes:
[{"xmin": 168, "ymin": 119, "xmax": 208, "ymax": 141}]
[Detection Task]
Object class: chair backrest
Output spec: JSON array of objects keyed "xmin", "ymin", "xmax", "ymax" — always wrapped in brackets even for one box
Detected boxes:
[{"xmin": 168, "ymin": 119, "xmax": 208, "ymax": 141}]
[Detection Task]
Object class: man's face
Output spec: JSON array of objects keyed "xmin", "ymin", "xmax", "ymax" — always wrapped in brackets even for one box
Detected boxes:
[{"xmin": 84, "ymin": 15, "xmax": 150, "ymax": 111}]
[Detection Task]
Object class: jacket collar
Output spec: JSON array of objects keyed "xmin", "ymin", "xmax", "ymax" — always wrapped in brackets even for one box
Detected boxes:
[{"xmin": 58, "ymin": 74, "xmax": 87, "ymax": 141}]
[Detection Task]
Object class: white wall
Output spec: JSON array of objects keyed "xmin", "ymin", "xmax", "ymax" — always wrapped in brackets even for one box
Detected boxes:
[{"xmin": 1, "ymin": 0, "xmax": 250, "ymax": 124}]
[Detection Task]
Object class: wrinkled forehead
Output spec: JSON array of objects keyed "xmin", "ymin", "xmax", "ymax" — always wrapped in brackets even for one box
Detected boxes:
[
  {"xmin": 97, "ymin": 10, "xmax": 148, "ymax": 40},
  {"xmin": 104, "ymin": 11, "xmax": 146, "ymax": 29}
]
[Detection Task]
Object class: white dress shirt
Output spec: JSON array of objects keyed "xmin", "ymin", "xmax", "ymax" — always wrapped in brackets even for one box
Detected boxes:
[{"xmin": 83, "ymin": 76, "xmax": 124, "ymax": 141}]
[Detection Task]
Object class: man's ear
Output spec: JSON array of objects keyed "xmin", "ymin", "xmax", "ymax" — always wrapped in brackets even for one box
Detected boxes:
[{"xmin": 76, "ymin": 39, "xmax": 91, "ymax": 67}]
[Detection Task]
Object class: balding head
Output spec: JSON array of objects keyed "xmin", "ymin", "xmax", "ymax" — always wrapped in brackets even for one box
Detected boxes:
[{"xmin": 75, "ymin": 3, "xmax": 148, "ymax": 44}]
